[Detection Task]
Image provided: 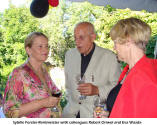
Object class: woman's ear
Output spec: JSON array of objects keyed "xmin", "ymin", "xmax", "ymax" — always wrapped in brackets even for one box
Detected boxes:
[
  {"xmin": 126, "ymin": 37, "xmax": 134, "ymax": 46},
  {"xmin": 26, "ymin": 47, "xmax": 31, "ymax": 57}
]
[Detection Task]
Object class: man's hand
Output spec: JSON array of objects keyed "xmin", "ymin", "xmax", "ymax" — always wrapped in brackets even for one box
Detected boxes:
[{"xmin": 77, "ymin": 83, "xmax": 99, "ymax": 96}]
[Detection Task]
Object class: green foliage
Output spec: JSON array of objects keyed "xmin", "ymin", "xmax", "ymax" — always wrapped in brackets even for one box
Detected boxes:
[
  {"xmin": 38, "ymin": 0, "xmax": 74, "ymax": 67},
  {"xmin": 60, "ymin": 90, "xmax": 67, "ymax": 109},
  {"xmin": 146, "ymin": 35, "xmax": 157, "ymax": 58},
  {"xmin": 41, "ymin": 1, "xmax": 157, "ymax": 69},
  {"xmin": 0, "ymin": 6, "xmax": 42, "ymax": 93}
]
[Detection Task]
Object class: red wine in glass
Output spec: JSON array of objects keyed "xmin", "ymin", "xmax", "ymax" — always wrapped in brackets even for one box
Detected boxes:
[
  {"xmin": 52, "ymin": 92, "xmax": 61, "ymax": 97},
  {"xmin": 51, "ymin": 91, "xmax": 61, "ymax": 112}
]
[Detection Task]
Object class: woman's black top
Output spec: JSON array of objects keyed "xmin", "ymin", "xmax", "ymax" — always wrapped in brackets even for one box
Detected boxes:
[
  {"xmin": 106, "ymin": 83, "xmax": 122, "ymax": 113},
  {"xmin": 106, "ymin": 65, "xmax": 129, "ymax": 116}
]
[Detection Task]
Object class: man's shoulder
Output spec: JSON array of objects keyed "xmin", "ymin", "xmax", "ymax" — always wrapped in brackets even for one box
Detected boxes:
[
  {"xmin": 96, "ymin": 45, "xmax": 116, "ymax": 56},
  {"xmin": 66, "ymin": 48, "xmax": 77, "ymax": 52},
  {"xmin": 66, "ymin": 48, "xmax": 78, "ymax": 56}
]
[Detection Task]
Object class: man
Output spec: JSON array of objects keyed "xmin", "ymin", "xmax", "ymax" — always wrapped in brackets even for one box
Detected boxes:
[{"xmin": 62, "ymin": 22, "xmax": 121, "ymax": 118}]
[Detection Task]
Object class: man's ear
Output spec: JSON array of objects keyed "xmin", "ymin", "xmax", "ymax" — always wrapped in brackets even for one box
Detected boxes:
[{"xmin": 91, "ymin": 33, "xmax": 96, "ymax": 40}]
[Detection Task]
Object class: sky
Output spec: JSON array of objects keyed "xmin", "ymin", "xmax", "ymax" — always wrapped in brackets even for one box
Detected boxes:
[{"xmin": 0, "ymin": 0, "xmax": 26, "ymax": 12}]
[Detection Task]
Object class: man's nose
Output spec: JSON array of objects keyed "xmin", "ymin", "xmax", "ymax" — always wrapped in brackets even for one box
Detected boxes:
[{"xmin": 75, "ymin": 39, "xmax": 81, "ymax": 46}]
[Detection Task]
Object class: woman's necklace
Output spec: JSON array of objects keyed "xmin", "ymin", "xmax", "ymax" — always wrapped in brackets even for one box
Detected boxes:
[
  {"xmin": 120, "ymin": 68, "xmax": 131, "ymax": 85},
  {"xmin": 27, "ymin": 61, "xmax": 52, "ymax": 96}
]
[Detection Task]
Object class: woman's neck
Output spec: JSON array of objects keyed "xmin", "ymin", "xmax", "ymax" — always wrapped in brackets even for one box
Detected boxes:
[
  {"xmin": 28, "ymin": 58, "xmax": 43, "ymax": 73},
  {"xmin": 127, "ymin": 47, "xmax": 144, "ymax": 69}
]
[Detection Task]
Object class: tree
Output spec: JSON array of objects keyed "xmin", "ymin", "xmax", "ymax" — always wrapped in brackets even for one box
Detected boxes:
[
  {"xmin": 0, "ymin": 6, "xmax": 42, "ymax": 92},
  {"xmin": 40, "ymin": 0, "xmax": 157, "ymax": 68},
  {"xmin": 1, "ymin": 0, "xmax": 157, "ymax": 95}
]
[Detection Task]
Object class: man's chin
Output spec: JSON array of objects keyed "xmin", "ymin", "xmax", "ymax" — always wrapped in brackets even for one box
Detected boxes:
[
  {"xmin": 116, "ymin": 55, "xmax": 121, "ymax": 63},
  {"xmin": 77, "ymin": 48, "xmax": 83, "ymax": 54}
]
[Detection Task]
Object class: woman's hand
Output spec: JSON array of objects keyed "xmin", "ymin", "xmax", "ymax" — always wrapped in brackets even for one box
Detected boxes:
[
  {"xmin": 42, "ymin": 96, "xmax": 60, "ymax": 108},
  {"xmin": 18, "ymin": 97, "xmax": 60, "ymax": 117}
]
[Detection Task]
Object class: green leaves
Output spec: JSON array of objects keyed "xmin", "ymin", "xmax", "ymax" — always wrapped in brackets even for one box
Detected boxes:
[{"xmin": 0, "ymin": 5, "xmax": 42, "ymax": 92}]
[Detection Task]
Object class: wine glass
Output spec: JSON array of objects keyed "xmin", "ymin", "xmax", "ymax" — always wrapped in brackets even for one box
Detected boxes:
[
  {"xmin": 76, "ymin": 74, "xmax": 86, "ymax": 100},
  {"xmin": 51, "ymin": 91, "xmax": 61, "ymax": 112},
  {"xmin": 93, "ymin": 96, "xmax": 109, "ymax": 118}
]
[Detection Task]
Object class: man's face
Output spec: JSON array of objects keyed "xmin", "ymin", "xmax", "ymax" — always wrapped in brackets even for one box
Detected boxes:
[{"xmin": 74, "ymin": 25, "xmax": 95, "ymax": 55}]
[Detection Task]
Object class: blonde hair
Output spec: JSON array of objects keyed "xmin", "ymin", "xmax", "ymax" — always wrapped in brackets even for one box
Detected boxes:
[
  {"xmin": 110, "ymin": 17, "xmax": 151, "ymax": 51},
  {"xmin": 25, "ymin": 32, "xmax": 48, "ymax": 49}
]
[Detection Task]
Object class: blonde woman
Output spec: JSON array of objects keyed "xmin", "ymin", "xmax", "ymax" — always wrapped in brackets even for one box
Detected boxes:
[
  {"xmin": 3, "ymin": 32, "xmax": 61, "ymax": 118},
  {"xmin": 106, "ymin": 18, "xmax": 157, "ymax": 118}
]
